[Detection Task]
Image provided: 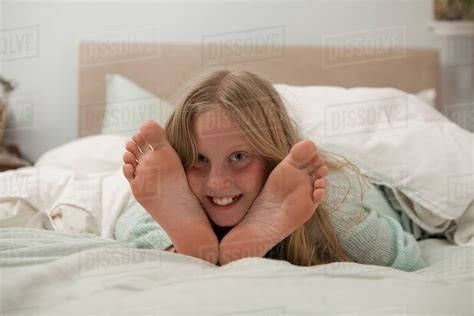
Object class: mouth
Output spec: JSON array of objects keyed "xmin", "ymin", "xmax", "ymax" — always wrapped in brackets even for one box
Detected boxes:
[{"xmin": 206, "ymin": 194, "xmax": 243, "ymax": 211}]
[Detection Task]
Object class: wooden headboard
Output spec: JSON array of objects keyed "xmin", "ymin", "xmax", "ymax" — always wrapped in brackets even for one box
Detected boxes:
[{"xmin": 79, "ymin": 42, "xmax": 440, "ymax": 137}]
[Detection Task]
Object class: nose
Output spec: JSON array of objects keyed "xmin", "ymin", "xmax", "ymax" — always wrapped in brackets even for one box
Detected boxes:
[{"xmin": 206, "ymin": 165, "xmax": 231, "ymax": 192}]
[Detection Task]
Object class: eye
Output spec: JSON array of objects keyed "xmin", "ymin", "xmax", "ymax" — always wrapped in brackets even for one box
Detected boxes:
[
  {"xmin": 231, "ymin": 152, "xmax": 247, "ymax": 162},
  {"xmin": 197, "ymin": 154, "xmax": 208, "ymax": 162}
]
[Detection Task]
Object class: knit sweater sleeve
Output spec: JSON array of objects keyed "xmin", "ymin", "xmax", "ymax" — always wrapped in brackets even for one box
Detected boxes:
[
  {"xmin": 324, "ymin": 168, "xmax": 426, "ymax": 272},
  {"xmin": 113, "ymin": 201, "xmax": 173, "ymax": 251}
]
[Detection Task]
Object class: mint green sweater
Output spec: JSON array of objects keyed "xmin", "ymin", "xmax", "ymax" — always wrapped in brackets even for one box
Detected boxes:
[{"xmin": 114, "ymin": 168, "xmax": 426, "ymax": 272}]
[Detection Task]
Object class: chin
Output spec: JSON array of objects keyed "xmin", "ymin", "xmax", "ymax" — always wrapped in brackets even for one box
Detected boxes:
[{"xmin": 210, "ymin": 216, "xmax": 240, "ymax": 228}]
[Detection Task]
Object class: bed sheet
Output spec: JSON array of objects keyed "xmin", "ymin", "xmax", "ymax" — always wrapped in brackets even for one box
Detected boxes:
[{"xmin": 0, "ymin": 228, "xmax": 472, "ymax": 316}]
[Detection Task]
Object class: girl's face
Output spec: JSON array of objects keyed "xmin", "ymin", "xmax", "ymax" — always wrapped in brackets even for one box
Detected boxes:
[{"xmin": 185, "ymin": 107, "xmax": 268, "ymax": 227}]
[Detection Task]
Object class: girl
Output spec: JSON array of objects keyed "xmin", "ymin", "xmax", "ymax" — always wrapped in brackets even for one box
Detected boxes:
[{"xmin": 118, "ymin": 70, "xmax": 424, "ymax": 271}]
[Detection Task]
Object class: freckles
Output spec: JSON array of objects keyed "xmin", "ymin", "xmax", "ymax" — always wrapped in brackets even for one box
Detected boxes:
[{"xmin": 235, "ymin": 162, "xmax": 267, "ymax": 186}]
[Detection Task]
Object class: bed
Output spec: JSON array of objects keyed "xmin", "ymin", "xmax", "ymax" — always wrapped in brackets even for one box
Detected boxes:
[{"xmin": 1, "ymin": 42, "xmax": 473, "ymax": 315}]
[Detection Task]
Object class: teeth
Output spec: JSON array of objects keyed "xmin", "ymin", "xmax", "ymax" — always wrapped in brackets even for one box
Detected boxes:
[{"xmin": 212, "ymin": 195, "xmax": 239, "ymax": 206}]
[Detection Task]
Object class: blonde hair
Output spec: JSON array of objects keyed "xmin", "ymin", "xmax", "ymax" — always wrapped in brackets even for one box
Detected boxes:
[{"xmin": 165, "ymin": 69, "xmax": 365, "ymax": 266}]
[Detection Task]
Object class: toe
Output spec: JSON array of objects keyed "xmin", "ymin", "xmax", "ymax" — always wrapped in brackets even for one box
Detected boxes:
[
  {"xmin": 309, "ymin": 152, "xmax": 325, "ymax": 169},
  {"xmin": 313, "ymin": 178, "xmax": 326, "ymax": 202},
  {"xmin": 313, "ymin": 188, "xmax": 325, "ymax": 203},
  {"xmin": 139, "ymin": 120, "xmax": 168, "ymax": 150},
  {"xmin": 126, "ymin": 140, "xmax": 143, "ymax": 159},
  {"xmin": 123, "ymin": 164, "xmax": 135, "ymax": 181},
  {"xmin": 314, "ymin": 178, "xmax": 326, "ymax": 189},
  {"xmin": 123, "ymin": 151, "xmax": 138, "ymax": 167},
  {"xmin": 289, "ymin": 140, "xmax": 329, "ymax": 181},
  {"xmin": 315, "ymin": 165, "xmax": 329, "ymax": 178},
  {"xmin": 306, "ymin": 152, "xmax": 325, "ymax": 178},
  {"xmin": 132, "ymin": 132, "xmax": 151, "ymax": 155},
  {"xmin": 288, "ymin": 140, "xmax": 317, "ymax": 168}
]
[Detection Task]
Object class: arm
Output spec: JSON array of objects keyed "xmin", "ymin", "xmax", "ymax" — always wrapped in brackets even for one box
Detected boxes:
[
  {"xmin": 326, "ymin": 170, "xmax": 425, "ymax": 272},
  {"xmin": 114, "ymin": 201, "xmax": 174, "ymax": 250},
  {"xmin": 115, "ymin": 201, "xmax": 219, "ymax": 264}
]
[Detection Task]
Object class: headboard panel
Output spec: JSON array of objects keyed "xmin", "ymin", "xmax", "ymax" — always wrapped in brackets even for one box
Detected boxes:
[{"xmin": 79, "ymin": 42, "xmax": 440, "ymax": 137}]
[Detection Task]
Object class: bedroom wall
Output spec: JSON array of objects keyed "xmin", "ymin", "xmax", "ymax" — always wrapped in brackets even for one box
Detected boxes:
[{"xmin": 0, "ymin": 0, "xmax": 440, "ymax": 161}]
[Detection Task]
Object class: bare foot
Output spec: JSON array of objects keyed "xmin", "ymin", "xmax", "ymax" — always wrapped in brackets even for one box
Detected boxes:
[
  {"xmin": 219, "ymin": 140, "xmax": 328, "ymax": 265},
  {"xmin": 122, "ymin": 120, "xmax": 219, "ymax": 263}
]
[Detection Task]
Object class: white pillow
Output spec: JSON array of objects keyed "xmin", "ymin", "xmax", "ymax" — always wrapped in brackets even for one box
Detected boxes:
[
  {"xmin": 274, "ymin": 84, "xmax": 473, "ymax": 221},
  {"xmin": 35, "ymin": 134, "xmax": 129, "ymax": 174},
  {"xmin": 102, "ymin": 74, "xmax": 173, "ymax": 136},
  {"xmin": 415, "ymin": 89, "xmax": 437, "ymax": 108}
]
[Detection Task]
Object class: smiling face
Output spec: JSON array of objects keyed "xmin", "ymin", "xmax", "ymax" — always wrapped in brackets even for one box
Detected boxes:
[{"xmin": 185, "ymin": 107, "xmax": 268, "ymax": 227}]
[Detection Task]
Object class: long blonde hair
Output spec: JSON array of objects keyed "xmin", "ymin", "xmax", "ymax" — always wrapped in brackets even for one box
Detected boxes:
[{"xmin": 165, "ymin": 69, "xmax": 365, "ymax": 266}]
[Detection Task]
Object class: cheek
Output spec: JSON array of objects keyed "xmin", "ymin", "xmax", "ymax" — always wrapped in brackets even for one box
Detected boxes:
[
  {"xmin": 235, "ymin": 162, "xmax": 267, "ymax": 194},
  {"xmin": 185, "ymin": 169, "xmax": 202, "ymax": 196}
]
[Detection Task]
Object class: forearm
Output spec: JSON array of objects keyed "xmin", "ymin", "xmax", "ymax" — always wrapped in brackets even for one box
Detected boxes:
[
  {"xmin": 326, "ymin": 170, "xmax": 425, "ymax": 271},
  {"xmin": 336, "ymin": 209, "xmax": 425, "ymax": 271},
  {"xmin": 115, "ymin": 202, "xmax": 219, "ymax": 264}
]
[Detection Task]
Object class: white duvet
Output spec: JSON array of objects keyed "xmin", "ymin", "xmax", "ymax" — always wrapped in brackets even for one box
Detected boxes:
[{"xmin": 0, "ymin": 228, "xmax": 472, "ymax": 315}]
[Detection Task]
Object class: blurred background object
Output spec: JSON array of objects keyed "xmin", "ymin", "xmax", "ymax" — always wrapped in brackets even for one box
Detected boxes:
[
  {"xmin": 0, "ymin": 77, "xmax": 30, "ymax": 171},
  {"xmin": 434, "ymin": 0, "xmax": 474, "ymax": 20},
  {"xmin": 0, "ymin": 76, "xmax": 15, "ymax": 145}
]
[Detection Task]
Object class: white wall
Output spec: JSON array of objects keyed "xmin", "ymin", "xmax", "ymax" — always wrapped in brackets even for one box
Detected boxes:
[{"xmin": 1, "ymin": 0, "xmax": 439, "ymax": 161}]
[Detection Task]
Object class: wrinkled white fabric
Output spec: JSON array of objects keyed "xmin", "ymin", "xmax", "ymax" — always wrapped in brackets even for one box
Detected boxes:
[{"xmin": 0, "ymin": 166, "xmax": 133, "ymax": 237}]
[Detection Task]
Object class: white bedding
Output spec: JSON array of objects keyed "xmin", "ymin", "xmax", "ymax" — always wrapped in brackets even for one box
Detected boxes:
[
  {"xmin": 0, "ymin": 91, "xmax": 472, "ymax": 315},
  {"xmin": 0, "ymin": 165, "xmax": 472, "ymax": 315},
  {"xmin": 0, "ymin": 228, "xmax": 472, "ymax": 315},
  {"xmin": 0, "ymin": 165, "xmax": 132, "ymax": 238}
]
